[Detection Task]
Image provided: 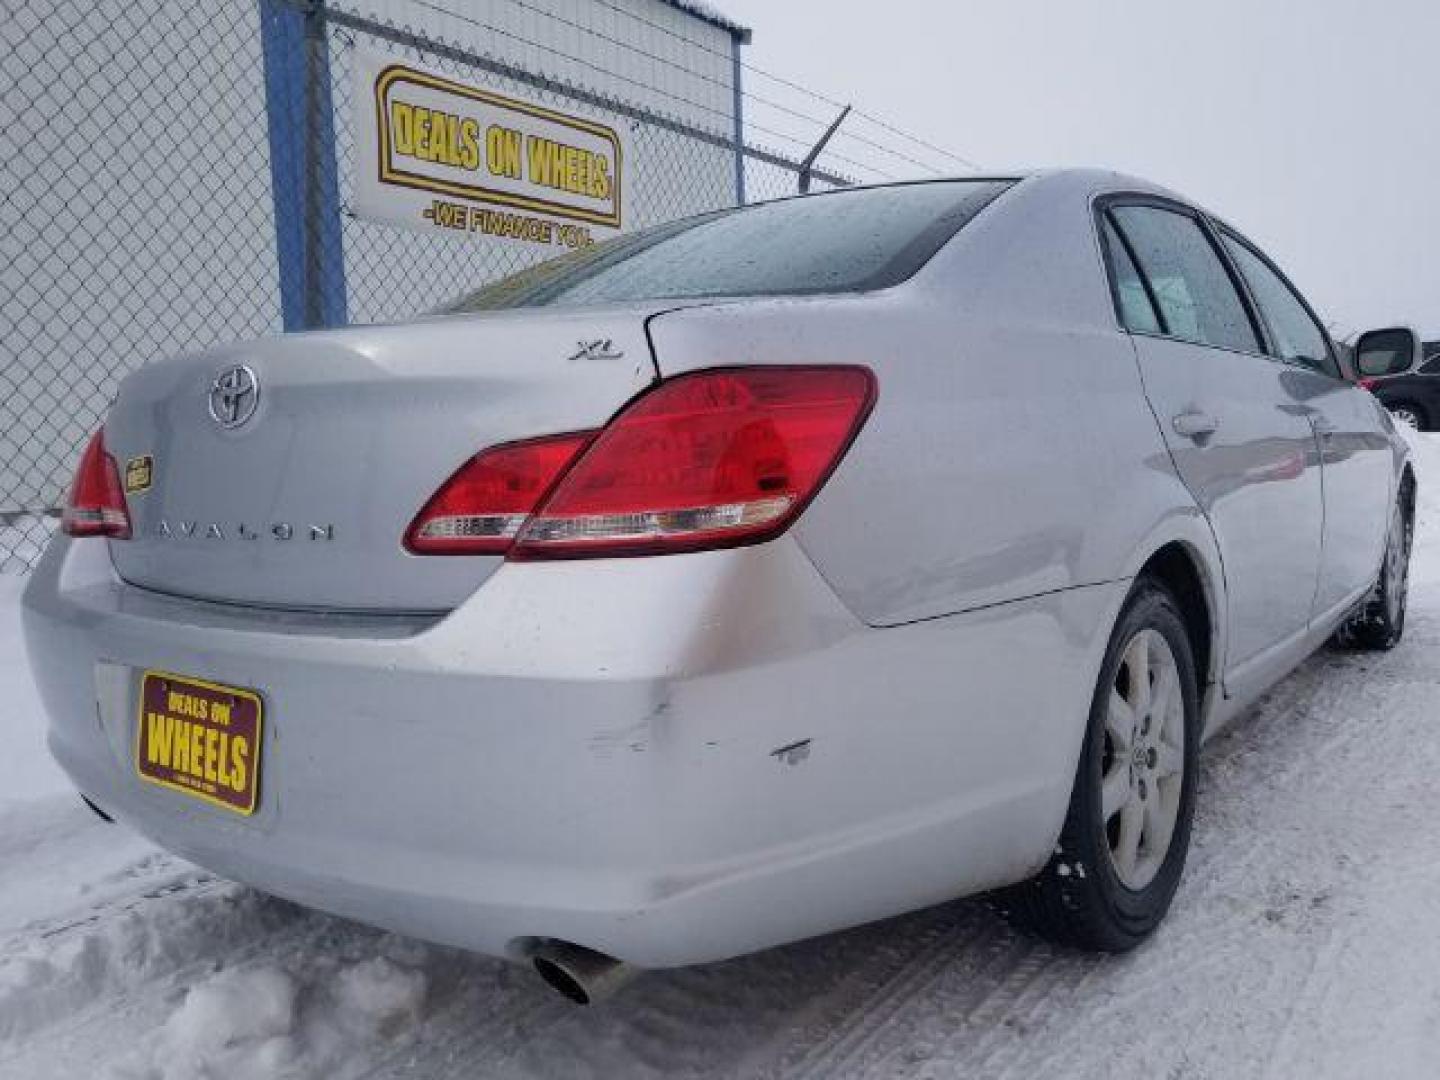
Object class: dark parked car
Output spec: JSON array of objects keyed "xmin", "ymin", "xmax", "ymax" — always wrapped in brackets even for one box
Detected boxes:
[{"xmin": 1363, "ymin": 339, "xmax": 1440, "ymax": 428}]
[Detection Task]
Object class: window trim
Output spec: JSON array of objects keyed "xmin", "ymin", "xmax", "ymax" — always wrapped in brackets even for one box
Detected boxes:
[
  {"xmin": 1208, "ymin": 220, "xmax": 1346, "ymax": 382},
  {"xmin": 1092, "ymin": 192, "xmax": 1273, "ymax": 362}
]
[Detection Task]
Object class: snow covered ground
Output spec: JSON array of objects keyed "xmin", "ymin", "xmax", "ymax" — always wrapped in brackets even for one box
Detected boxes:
[{"xmin": 4, "ymin": 435, "xmax": 1440, "ymax": 1079}]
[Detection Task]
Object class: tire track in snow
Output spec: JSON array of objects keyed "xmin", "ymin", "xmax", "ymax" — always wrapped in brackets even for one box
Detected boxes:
[
  {"xmin": 759, "ymin": 909, "xmax": 996, "ymax": 1080},
  {"xmin": 347, "ymin": 958, "xmax": 576, "ymax": 1080}
]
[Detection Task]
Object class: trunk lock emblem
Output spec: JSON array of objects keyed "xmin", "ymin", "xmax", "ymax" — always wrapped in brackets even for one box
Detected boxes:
[{"xmin": 208, "ymin": 364, "xmax": 260, "ymax": 428}]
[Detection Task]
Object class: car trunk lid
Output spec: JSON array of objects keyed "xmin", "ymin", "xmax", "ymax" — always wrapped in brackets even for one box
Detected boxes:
[{"xmin": 103, "ymin": 305, "xmax": 667, "ymax": 611}]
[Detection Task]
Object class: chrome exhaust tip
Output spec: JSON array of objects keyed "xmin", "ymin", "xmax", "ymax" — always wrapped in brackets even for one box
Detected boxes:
[{"xmin": 529, "ymin": 940, "xmax": 638, "ymax": 1005}]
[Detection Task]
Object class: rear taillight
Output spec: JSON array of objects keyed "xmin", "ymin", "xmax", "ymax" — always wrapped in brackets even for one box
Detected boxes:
[
  {"xmin": 514, "ymin": 365, "xmax": 875, "ymax": 558},
  {"xmin": 408, "ymin": 366, "xmax": 875, "ymax": 559},
  {"xmin": 61, "ymin": 429, "xmax": 131, "ymax": 539},
  {"xmin": 404, "ymin": 432, "xmax": 594, "ymax": 554},
  {"xmin": 1358, "ymin": 377, "xmax": 1378, "ymax": 392}
]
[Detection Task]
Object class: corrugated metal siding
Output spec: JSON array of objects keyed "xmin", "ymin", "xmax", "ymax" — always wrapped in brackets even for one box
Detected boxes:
[{"xmin": 657, "ymin": 0, "xmax": 749, "ymax": 40}]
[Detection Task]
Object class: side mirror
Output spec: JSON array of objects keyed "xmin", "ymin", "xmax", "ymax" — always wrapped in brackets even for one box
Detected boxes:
[{"xmin": 1354, "ymin": 326, "xmax": 1424, "ymax": 378}]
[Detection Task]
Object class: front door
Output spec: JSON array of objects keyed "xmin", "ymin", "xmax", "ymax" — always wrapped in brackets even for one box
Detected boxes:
[{"xmin": 1213, "ymin": 226, "xmax": 1394, "ymax": 618}]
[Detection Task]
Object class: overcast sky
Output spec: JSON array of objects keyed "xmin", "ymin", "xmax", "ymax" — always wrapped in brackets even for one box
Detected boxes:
[{"xmin": 721, "ymin": 0, "xmax": 1440, "ymax": 338}]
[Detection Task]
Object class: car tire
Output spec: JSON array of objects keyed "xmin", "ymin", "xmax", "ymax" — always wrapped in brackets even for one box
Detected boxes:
[
  {"xmin": 1388, "ymin": 402, "xmax": 1427, "ymax": 431},
  {"xmin": 992, "ymin": 577, "xmax": 1200, "ymax": 952},
  {"xmin": 1335, "ymin": 492, "xmax": 1413, "ymax": 651}
]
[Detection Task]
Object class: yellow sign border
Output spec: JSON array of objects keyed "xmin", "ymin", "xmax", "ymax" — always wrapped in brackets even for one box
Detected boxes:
[
  {"xmin": 373, "ymin": 64, "xmax": 624, "ymax": 229},
  {"xmin": 134, "ymin": 669, "xmax": 264, "ymax": 817}
]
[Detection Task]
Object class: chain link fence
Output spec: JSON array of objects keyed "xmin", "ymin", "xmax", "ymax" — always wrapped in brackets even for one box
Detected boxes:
[
  {"xmin": 2, "ymin": 0, "xmax": 953, "ymax": 574},
  {"xmin": 2, "ymin": 0, "xmax": 281, "ymax": 571}
]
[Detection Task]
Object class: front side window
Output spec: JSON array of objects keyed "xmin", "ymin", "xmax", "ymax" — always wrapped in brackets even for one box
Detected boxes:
[
  {"xmin": 445, "ymin": 180, "xmax": 1013, "ymax": 312},
  {"xmin": 1218, "ymin": 230, "xmax": 1339, "ymax": 378},
  {"xmin": 1109, "ymin": 205, "xmax": 1261, "ymax": 354}
]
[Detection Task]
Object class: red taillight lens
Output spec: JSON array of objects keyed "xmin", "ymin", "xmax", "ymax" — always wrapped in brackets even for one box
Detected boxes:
[
  {"xmin": 61, "ymin": 429, "xmax": 131, "ymax": 539},
  {"xmin": 404, "ymin": 432, "xmax": 594, "ymax": 554},
  {"xmin": 511, "ymin": 366, "xmax": 876, "ymax": 558},
  {"xmin": 1358, "ymin": 377, "xmax": 1378, "ymax": 392}
]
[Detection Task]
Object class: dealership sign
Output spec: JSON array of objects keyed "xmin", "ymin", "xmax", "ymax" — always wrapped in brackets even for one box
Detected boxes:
[{"xmin": 353, "ymin": 52, "xmax": 626, "ymax": 248}]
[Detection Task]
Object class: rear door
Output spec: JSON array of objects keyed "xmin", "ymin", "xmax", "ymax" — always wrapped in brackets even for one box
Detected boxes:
[
  {"xmin": 1213, "ymin": 225, "xmax": 1393, "ymax": 617},
  {"xmin": 1100, "ymin": 199, "xmax": 1324, "ymax": 672}
]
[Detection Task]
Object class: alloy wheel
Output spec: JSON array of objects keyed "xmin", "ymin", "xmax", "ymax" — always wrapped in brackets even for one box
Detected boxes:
[{"xmin": 1101, "ymin": 628, "xmax": 1186, "ymax": 890}]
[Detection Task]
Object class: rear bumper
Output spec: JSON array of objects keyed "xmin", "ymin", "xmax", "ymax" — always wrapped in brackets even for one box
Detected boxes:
[{"xmin": 23, "ymin": 535, "xmax": 1120, "ymax": 967}]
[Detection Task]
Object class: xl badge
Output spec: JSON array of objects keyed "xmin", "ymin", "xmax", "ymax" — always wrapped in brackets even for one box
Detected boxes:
[
  {"xmin": 567, "ymin": 339, "xmax": 624, "ymax": 363},
  {"xmin": 208, "ymin": 364, "xmax": 260, "ymax": 428}
]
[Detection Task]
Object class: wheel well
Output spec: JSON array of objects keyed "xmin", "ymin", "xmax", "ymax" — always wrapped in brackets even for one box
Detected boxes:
[{"xmin": 1139, "ymin": 543, "xmax": 1213, "ymax": 707}]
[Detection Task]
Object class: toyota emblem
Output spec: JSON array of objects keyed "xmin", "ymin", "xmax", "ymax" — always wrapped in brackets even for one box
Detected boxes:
[{"xmin": 208, "ymin": 364, "xmax": 260, "ymax": 429}]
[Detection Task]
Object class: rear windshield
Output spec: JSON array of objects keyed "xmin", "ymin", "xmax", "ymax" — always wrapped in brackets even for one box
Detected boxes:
[{"xmin": 444, "ymin": 180, "xmax": 1012, "ymax": 312}]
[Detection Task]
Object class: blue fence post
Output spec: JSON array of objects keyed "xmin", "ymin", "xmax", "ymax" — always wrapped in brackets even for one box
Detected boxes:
[
  {"xmin": 730, "ymin": 33, "xmax": 746, "ymax": 206},
  {"xmin": 259, "ymin": 0, "xmax": 346, "ymax": 330}
]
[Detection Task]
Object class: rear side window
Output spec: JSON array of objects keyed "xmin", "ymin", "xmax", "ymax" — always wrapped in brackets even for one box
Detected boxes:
[
  {"xmin": 1099, "ymin": 216, "xmax": 1161, "ymax": 334},
  {"xmin": 1109, "ymin": 205, "xmax": 1261, "ymax": 354},
  {"xmin": 446, "ymin": 180, "xmax": 1012, "ymax": 311},
  {"xmin": 1218, "ymin": 230, "xmax": 1339, "ymax": 379}
]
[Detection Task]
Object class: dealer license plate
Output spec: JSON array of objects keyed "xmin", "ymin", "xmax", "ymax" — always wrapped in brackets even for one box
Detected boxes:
[{"xmin": 135, "ymin": 671, "xmax": 263, "ymax": 816}]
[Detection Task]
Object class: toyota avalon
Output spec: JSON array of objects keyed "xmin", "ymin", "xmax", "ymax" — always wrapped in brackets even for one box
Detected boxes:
[{"xmin": 22, "ymin": 170, "xmax": 1418, "ymax": 1002}]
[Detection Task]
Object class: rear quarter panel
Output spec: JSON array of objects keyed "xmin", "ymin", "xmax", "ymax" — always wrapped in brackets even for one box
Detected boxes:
[{"xmin": 648, "ymin": 174, "xmax": 1202, "ymax": 629}]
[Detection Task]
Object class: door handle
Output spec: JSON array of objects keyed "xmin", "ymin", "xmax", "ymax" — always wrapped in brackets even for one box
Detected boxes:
[
  {"xmin": 1172, "ymin": 411, "xmax": 1219, "ymax": 439},
  {"xmin": 1311, "ymin": 415, "xmax": 1338, "ymax": 437}
]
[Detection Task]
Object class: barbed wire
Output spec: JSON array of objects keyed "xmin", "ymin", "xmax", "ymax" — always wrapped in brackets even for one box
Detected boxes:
[
  {"xmin": 476, "ymin": 0, "xmax": 947, "ymax": 176},
  {"xmin": 580, "ymin": 0, "xmax": 982, "ymax": 171},
  {"xmin": 404, "ymin": 0, "xmax": 962, "ymax": 177},
  {"xmin": 328, "ymin": 7, "xmax": 889, "ymax": 185},
  {"xmin": 396, "ymin": 0, "xmax": 901, "ymax": 180}
]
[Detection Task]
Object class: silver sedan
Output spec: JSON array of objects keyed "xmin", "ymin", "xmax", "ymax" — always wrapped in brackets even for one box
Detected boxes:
[{"xmin": 23, "ymin": 169, "xmax": 1417, "ymax": 1003}]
